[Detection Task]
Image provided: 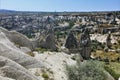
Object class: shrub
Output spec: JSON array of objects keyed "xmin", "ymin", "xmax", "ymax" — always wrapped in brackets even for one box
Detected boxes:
[
  {"xmin": 42, "ymin": 72, "xmax": 49, "ymax": 80},
  {"xmin": 68, "ymin": 21, "xmax": 74, "ymax": 29},
  {"xmin": 118, "ymin": 40, "xmax": 120, "ymax": 45},
  {"xmin": 66, "ymin": 60, "xmax": 106, "ymax": 80},
  {"xmin": 91, "ymin": 40, "xmax": 105, "ymax": 52}
]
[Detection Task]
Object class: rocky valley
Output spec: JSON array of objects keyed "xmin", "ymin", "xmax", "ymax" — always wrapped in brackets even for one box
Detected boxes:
[{"xmin": 0, "ymin": 10, "xmax": 120, "ymax": 80}]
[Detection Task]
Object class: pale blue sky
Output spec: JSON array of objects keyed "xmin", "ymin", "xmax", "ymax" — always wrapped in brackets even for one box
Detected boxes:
[{"xmin": 0, "ymin": 0, "xmax": 120, "ymax": 12}]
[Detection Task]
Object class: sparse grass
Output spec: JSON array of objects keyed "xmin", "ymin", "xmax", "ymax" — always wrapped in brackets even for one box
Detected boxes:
[
  {"xmin": 35, "ymin": 47, "xmax": 58, "ymax": 53},
  {"xmin": 104, "ymin": 62, "xmax": 120, "ymax": 80},
  {"xmin": 91, "ymin": 49, "xmax": 120, "ymax": 80},
  {"xmin": 91, "ymin": 50, "xmax": 120, "ymax": 62},
  {"xmin": 27, "ymin": 52, "xmax": 35, "ymax": 57},
  {"xmin": 34, "ymin": 48, "xmax": 49, "ymax": 53}
]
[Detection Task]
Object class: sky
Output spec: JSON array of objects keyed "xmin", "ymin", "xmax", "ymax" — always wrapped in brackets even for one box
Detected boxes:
[{"xmin": 0, "ymin": 0, "xmax": 120, "ymax": 12}]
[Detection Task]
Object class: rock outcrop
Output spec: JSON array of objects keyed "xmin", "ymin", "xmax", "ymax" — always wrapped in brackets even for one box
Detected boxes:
[
  {"xmin": 38, "ymin": 29, "xmax": 58, "ymax": 51},
  {"xmin": 0, "ymin": 27, "xmax": 44, "ymax": 80},
  {"xmin": 79, "ymin": 29, "xmax": 91, "ymax": 60},
  {"xmin": 0, "ymin": 27, "xmax": 34, "ymax": 50},
  {"xmin": 106, "ymin": 33, "xmax": 112, "ymax": 49},
  {"xmin": 91, "ymin": 34, "xmax": 117, "ymax": 44},
  {"xmin": 0, "ymin": 76, "xmax": 15, "ymax": 80},
  {"xmin": 0, "ymin": 56, "xmax": 40, "ymax": 80},
  {"xmin": 65, "ymin": 32, "xmax": 78, "ymax": 51},
  {"xmin": 0, "ymin": 27, "xmax": 58, "ymax": 51},
  {"xmin": 0, "ymin": 31, "xmax": 43, "ymax": 69},
  {"xmin": 32, "ymin": 52, "xmax": 76, "ymax": 80}
]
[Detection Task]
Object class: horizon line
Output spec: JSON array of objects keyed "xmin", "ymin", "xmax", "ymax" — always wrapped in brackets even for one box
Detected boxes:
[{"xmin": 0, "ymin": 9, "xmax": 120, "ymax": 13}]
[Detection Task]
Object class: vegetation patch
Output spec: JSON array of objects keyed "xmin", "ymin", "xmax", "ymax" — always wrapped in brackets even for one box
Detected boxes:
[
  {"xmin": 104, "ymin": 62, "xmax": 120, "ymax": 80},
  {"xmin": 35, "ymin": 48, "xmax": 50, "ymax": 53},
  {"xmin": 27, "ymin": 52, "xmax": 35, "ymax": 57},
  {"xmin": 42, "ymin": 72, "xmax": 49, "ymax": 80},
  {"xmin": 91, "ymin": 40, "xmax": 105, "ymax": 52},
  {"xmin": 91, "ymin": 50, "xmax": 120, "ymax": 62},
  {"xmin": 66, "ymin": 60, "xmax": 106, "ymax": 80}
]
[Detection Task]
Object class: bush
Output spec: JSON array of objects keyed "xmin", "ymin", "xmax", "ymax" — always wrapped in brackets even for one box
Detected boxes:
[
  {"xmin": 66, "ymin": 60, "xmax": 106, "ymax": 80},
  {"xmin": 68, "ymin": 21, "xmax": 74, "ymax": 29},
  {"xmin": 42, "ymin": 73, "xmax": 49, "ymax": 80}
]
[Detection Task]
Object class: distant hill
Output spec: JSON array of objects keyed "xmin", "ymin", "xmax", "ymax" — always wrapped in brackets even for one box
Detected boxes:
[
  {"xmin": 0, "ymin": 9, "xmax": 119, "ymax": 16},
  {"xmin": 0, "ymin": 9, "xmax": 16, "ymax": 13}
]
